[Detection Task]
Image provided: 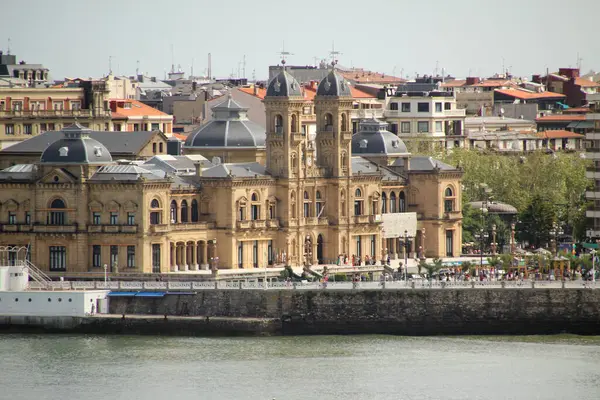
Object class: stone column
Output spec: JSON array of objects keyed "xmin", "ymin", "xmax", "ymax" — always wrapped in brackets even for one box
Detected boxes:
[
  {"xmin": 171, "ymin": 242, "xmax": 178, "ymax": 272},
  {"xmin": 182, "ymin": 243, "xmax": 189, "ymax": 271},
  {"xmin": 202, "ymin": 241, "xmax": 209, "ymax": 270},
  {"xmin": 190, "ymin": 242, "xmax": 198, "ymax": 270}
]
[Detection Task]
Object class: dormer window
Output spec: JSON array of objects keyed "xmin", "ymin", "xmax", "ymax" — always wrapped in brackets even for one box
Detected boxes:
[
  {"xmin": 392, "ymin": 140, "xmax": 399, "ymax": 148},
  {"xmin": 94, "ymin": 147, "xmax": 102, "ymax": 157},
  {"xmin": 123, "ymin": 102, "xmax": 132, "ymax": 109},
  {"xmin": 59, "ymin": 147, "xmax": 69, "ymax": 157},
  {"xmin": 359, "ymin": 139, "xmax": 368, "ymax": 149}
]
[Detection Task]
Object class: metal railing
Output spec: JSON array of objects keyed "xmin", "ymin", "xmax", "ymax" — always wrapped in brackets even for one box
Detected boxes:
[{"xmin": 25, "ymin": 279, "xmax": 597, "ymax": 291}]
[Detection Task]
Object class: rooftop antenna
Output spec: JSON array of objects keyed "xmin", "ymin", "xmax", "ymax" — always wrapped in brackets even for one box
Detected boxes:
[
  {"xmin": 312, "ymin": 56, "xmax": 319, "ymax": 67},
  {"xmin": 242, "ymin": 55, "xmax": 246, "ymax": 79},
  {"xmin": 435, "ymin": 60, "xmax": 439, "ymax": 76},
  {"xmin": 208, "ymin": 53, "xmax": 211, "ymax": 81},
  {"xmin": 7, "ymin": 37, "xmax": 11, "ymax": 55},
  {"xmin": 191, "ymin": 58, "xmax": 194, "ymax": 77},
  {"xmin": 136, "ymin": 60, "xmax": 140, "ymax": 76},
  {"xmin": 502, "ymin": 57, "xmax": 505, "ymax": 76},
  {"xmin": 278, "ymin": 41, "xmax": 293, "ymax": 65},
  {"xmin": 329, "ymin": 41, "xmax": 342, "ymax": 66},
  {"xmin": 252, "ymin": 69, "xmax": 256, "ymax": 82},
  {"xmin": 577, "ymin": 53, "xmax": 583, "ymax": 71},
  {"xmin": 170, "ymin": 44, "xmax": 175, "ymax": 74},
  {"xmin": 108, "ymin": 56, "xmax": 113, "ymax": 74}
]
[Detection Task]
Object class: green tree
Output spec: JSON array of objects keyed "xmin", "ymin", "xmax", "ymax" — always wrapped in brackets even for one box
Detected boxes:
[{"xmin": 518, "ymin": 195, "xmax": 556, "ymax": 248}]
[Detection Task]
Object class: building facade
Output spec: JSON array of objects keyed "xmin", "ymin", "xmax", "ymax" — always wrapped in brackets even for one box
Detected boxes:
[
  {"xmin": 585, "ymin": 101, "xmax": 600, "ymax": 238},
  {"xmin": 0, "ymin": 69, "xmax": 463, "ymax": 275}
]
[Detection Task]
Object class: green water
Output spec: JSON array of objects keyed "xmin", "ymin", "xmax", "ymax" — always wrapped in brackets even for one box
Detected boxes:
[{"xmin": 1, "ymin": 334, "xmax": 599, "ymax": 400}]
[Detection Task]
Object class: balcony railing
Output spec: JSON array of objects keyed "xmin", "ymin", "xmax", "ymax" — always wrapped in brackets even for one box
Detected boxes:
[
  {"xmin": 353, "ymin": 108, "xmax": 384, "ymax": 119},
  {"xmin": 0, "ymin": 224, "xmax": 32, "ymax": 233},
  {"xmin": 251, "ymin": 220, "xmax": 266, "ymax": 229},
  {"xmin": 149, "ymin": 224, "xmax": 169, "ymax": 233},
  {"xmin": 318, "ymin": 217, "xmax": 329, "ymax": 225},
  {"xmin": 0, "ymin": 109, "xmax": 110, "ymax": 118},
  {"xmin": 266, "ymin": 219, "xmax": 280, "ymax": 228},
  {"xmin": 236, "ymin": 220, "xmax": 252, "ymax": 229},
  {"xmin": 369, "ymin": 215, "xmax": 382, "ymax": 223},
  {"xmin": 171, "ymin": 222, "xmax": 214, "ymax": 231},
  {"xmin": 87, "ymin": 224, "xmax": 139, "ymax": 234},
  {"xmin": 353, "ymin": 215, "xmax": 370, "ymax": 224},
  {"xmin": 32, "ymin": 224, "xmax": 77, "ymax": 233},
  {"xmin": 442, "ymin": 109, "xmax": 467, "ymax": 117}
]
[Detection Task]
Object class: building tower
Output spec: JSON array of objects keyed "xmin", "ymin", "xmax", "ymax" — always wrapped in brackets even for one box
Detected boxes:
[
  {"xmin": 263, "ymin": 63, "xmax": 309, "ymax": 179},
  {"xmin": 314, "ymin": 65, "xmax": 354, "ymax": 176}
]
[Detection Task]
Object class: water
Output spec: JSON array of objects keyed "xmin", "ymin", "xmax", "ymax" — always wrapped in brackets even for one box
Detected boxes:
[{"xmin": 1, "ymin": 334, "xmax": 599, "ymax": 400}]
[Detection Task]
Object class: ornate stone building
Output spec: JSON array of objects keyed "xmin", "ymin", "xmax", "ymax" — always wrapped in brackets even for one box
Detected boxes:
[{"xmin": 0, "ymin": 68, "xmax": 463, "ymax": 275}]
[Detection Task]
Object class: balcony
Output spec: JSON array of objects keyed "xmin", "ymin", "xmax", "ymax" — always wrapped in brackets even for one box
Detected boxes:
[
  {"xmin": 304, "ymin": 217, "xmax": 318, "ymax": 225},
  {"xmin": 353, "ymin": 108, "xmax": 384, "ymax": 119},
  {"xmin": 318, "ymin": 217, "xmax": 329, "ymax": 225},
  {"xmin": 353, "ymin": 215, "xmax": 370, "ymax": 224},
  {"xmin": 369, "ymin": 215, "xmax": 382, "ymax": 223},
  {"xmin": 171, "ymin": 222, "xmax": 213, "ymax": 231},
  {"xmin": 0, "ymin": 109, "xmax": 98, "ymax": 119},
  {"xmin": 266, "ymin": 219, "xmax": 280, "ymax": 228},
  {"xmin": 288, "ymin": 219, "xmax": 298, "ymax": 228},
  {"xmin": 149, "ymin": 224, "xmax": 169, "ymax": 233},
  {"xmin": 104, "ymin": 225, "xmax": 120, "ymax": 233},
  {"xmin": 32, "ymin": 224, "xmax": 77, "ymax": 234},
  {"xmin": 586, "ymin": 210, "xmax": 600, "ymax": 219},
  {"xmin": 586, "ymin": 191, "xmax": 600, "ymax": 200},
  {"xmin": 0, "ymin": 224, "xmax": 32, "ymax": 233},
  {"xmin": 120, "ymin": 225, "xmax": 138, "ymax": 234},
  {"xmin": 251, "ymin": 220, "xmax": 266, "ymax": 229},
  {"xmin": 586, "ymin": 170, "xmax": 600, "ymax": 179},
  {"xmin": 341, "ymin": 131, "xmax": 353, "ymax": 141},
  {"xmin": 444, "ymin": 211, "xmax": 462, "ymax": 220},
  {"xmin": 384, "ymin": 110, "xmax": 403, "ymax": 118},
  {"xmin": 442, "ymin": 109, "xmax": 467, "ymax": 117},
  {"xmin": 291, "ymin": 133, "xmax": 305, "ymax": 142},
  {"xmin": 87, "ymin": 224, "xmax": 139, "ymax": 234},
  {"xmin": 236, "ymin": 221, "xmax": 252, "ymax": 229}
]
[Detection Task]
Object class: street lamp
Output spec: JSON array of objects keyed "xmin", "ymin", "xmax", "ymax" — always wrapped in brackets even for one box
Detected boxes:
[
  {"xmin": 549, "ymin": 223, "xmax": 564, "ymax": 257},
  {"xmin": 491, "ymin": 224, "xmax": 497, "ymax": 255},
  {"xmin": 474, "ymin": 228, "xmax": 489, "ymax": 271},
  {"xmin": 401, "ymin": 230, "xmax": 413, "ymax": 285},
  {"xmin": 510, "ymin": 222, "xmax": 516, "ymax": 254}
]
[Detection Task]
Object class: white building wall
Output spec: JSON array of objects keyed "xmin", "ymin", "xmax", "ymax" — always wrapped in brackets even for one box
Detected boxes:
[{"xmin": 0, "ymin": 290, "xmax": 109, "ymax": 317}]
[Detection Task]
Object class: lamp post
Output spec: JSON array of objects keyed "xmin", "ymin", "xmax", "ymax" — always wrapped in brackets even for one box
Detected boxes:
[
  {"xmin": 474, "ymin": 229, "xmax": 489, "ymax": 271},
  {"xmin": 510, "ymin": 222, "xmax": 516, "ymax": 254},
  {"xmin": 491, "ymin": 224, "xmax": 497, "ymax": 255},
  {"xmin": 402, "ymin": 229, "xmax": 413, "ymax": 285},
  {"xmin": 592, "ymin": 249, "xmax": 597, "ymax": 284},
  {"xmin": 103, "ymin": 264, "xmax": 107, "ymax": 284},
  {"xmin": 549, "ymin": 223, "xmax": 564, "ymax": 257}
]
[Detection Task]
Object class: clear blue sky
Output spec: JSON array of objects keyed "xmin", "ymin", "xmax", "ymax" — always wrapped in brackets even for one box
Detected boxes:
[{"xmin": 2, "ymin": 0, "xmax": 599, "ymax": 81}]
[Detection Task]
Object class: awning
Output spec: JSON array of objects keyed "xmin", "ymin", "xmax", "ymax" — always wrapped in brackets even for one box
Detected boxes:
[
  {"xmin": 135, "ymin": 292, "xmax": 166, "ymax": 297},
  {"xmin": 567, "ymin": 121, "xmax": 594, "ymax": 129},
  {"xmin": 108, "ymin": 292, "xmax": 138, "ymax": 297},
  {"xmin": 107, "ymin": 291, "xmax": 166, "ymax": 297}
]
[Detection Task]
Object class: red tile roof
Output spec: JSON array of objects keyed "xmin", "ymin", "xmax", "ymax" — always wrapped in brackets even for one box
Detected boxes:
[
  {"xmin": 538, "ymin": 130, "xmax": 584, "ymax": 139},
  {"xmin": 110, "ymin": 99, "xmax": 172, "ymax": 119},
  {"xmin": 563, "ymin": 107, "xmax": 591, "ymax": 114},
  {"xmin": 171, "ymin": 133, "xmax": 187, "ymax": 141},
  {"xmin": 441, "ymin": 80, "xmax": 467, "ymax": 88},
  {"xmin": 339, "ymin": 69, "xmax": 405, "ymax": 84},
  {"xmin": 536, "ymin": 114, "xmax": 586, "ymax": 122},
  {"xmin": 238, "ymin": 86, "xmax": 267, "ymax": 100},
  {"xmin": 575, "ymin": 77, "xmax": 600, "ymax": 88},
  {"xmin": 496, "ymin": 88, "xmax": 566, "ymax": 100}
]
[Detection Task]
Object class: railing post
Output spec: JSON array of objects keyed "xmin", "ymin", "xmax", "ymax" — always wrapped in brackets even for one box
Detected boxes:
[
  {"xmin": 214, "ymin": 281, "xmax": 218, "ymax": 289},
  {"xmin": 411, "ymin": 281, "xmax": 415, "ymax": 289},
  {"xmin": 293, "ymin": 282, "xmax": 297, "ymax": 290},
  {"xmin": 501, "ymin": 281, "xmax": 506, "ymax": 289},
  {"xmin": 239, "ymin": 281, "xmax": 243, "ymax": 289},
  {"xmin": 381, "ymin": 281, "xmax": 385, "ymax": 289},
  {"xmin": 471, "ymin": 281, "xmax": 475, "ymax": 289},
  {"xmin": 561, "ymin": 280, "xmax": 566, "ymax": 289},
  {"xmin": 531, "ymin": 281, "xmax": 535, "ymax": 289}
]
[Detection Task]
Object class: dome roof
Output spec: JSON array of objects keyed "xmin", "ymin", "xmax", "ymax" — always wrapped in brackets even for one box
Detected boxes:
[
  {"xmin": 352, "ymin": 119, "xmax": 408, "ymax": 155},
  {"xmin": 40, "ymin": 123, "xmax": 112, "ymax": 164},
  {"xmin": 266, "ymin": 68, "xmax": 302, "ymax": 97},
  {"xmin": 468, "ymin": 201, "xmax": 518, "ymax": 214},
  {"xmin": 317, "ymin": 69, "xmax": 352, "ymax": 97},
  {"xmin": 185, "ymin": 95, "xmax": 266, "ymax": 148}
]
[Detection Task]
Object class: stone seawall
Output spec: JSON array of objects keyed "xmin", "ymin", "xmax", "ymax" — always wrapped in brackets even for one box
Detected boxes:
[
  {"xmin": 2, "ymin": 289, "xmax": 599, "ymax": 336},
  {"xmin": 108, "ymin": 289, "xmax": 600, "ymax": 335}
]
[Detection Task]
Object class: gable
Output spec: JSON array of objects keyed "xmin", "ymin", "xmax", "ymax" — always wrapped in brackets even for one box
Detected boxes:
[{"xmin": 38, "ymin": 168, "xmax": 77, "ymax": 184}]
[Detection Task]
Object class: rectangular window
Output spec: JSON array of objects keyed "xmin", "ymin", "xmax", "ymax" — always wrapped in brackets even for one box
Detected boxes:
[
  {"xmin": 40, "ymin": 123, "xmax": 47, "ymax": 132},
  {"xmin": 152, "ymin": 244, "xmax": 161, "ymax": 273},
  {"xmin": 239, "ymin": 207, "xmax": 246, "ymax": 221},
  {"xmin": 110, "ymin": 212, "xmax": 118, "ymax": 225},
  {"xmin": 12, "ymin": 101, "xmax": 23, "ymax": 111},
  {"xmin": 114, "ymin": 123, "xmax": 122, "ymax": 131},
  {"xmin": 48, "ymin": 123, "xmax": 55, "ymax": 131},
  {"xmin": 25, "ymin": 212, "xmax": 30, "ymax": 225},
  {"xmin": 70, "ymin": 101, "xmax": 81, "ymax": 110},
  {"xmin": 150, "ymin": 211, "xmax": 160, "ymax": 225},
  {"xmin": 92, "ymin": 245, "xmax": 101, "ymax": 267},
  {"xmin": 401, "ymin": 122, "xmax": 411, "ymax": 133},
  {"xmin": 53, "ymin": 102, "xmax": 63, "ymax": 111},
  {"xmin": 435, "ymin": 102, "xmax": 442, "ymax": 112},
  {"xmin": 435, "ymin": 121, "xmax": 443, "ymax": 132},
  {"xmin": 127, "ymin": 212, "xmax": 135, "ymax": 225},
  {"xmin": 159, "ymin": 142, "xmax": 164, "ymax": 152},
  {"xmin": 151, "ymin": 123, "xmax": 160, "ymax": 131},
  {"xmin": 8, "ymin": 212, "xmax": 16, "ymax": 224},
  {"xmin": 93, "ymin": 212, "xmax": 101, "ymax": 225},
  {"xmin": 401, "ymin": 103, "xmax": 411, "ymax": 112},
  {"xmin": 356, "ymin": 236, "xmax": 362, "ymax": 259},
  {"xmin": 304, "ymin": 202, "xmax": 310, "ymax": 218},
  {"xmin": 389, "ymin": 123, "xmax": 398, "ymax": 134},
  {"xmin": 127, "ymin": 246, "xmax": 135, "ymax": 268},
  {"xmin": 417, "ymin": 121, "xmax": 429, "ymax": 133},
  {"xmin": 49, "ymin": 246, "xmax": 67, "ymax": 271},
  {"xmin": 238, "ymin": 242, "xmax": 244, "ymax": 268},
  {"xmin": 251, "ymin": 204, "xmax": 259, "ymax": 220},
  {"xmin": 268, "ymin": 240, "xmax": 273, "ymax": 265},
  {"xmin": 446, "ymin": 230, "xmax": 454, "ymax": 257},
  {"xmin": 444, "ymin": 199, "xmax": 454, "ymax": 212},
  {"xmin": 390, "ymin": 102, "xmax": 399, "ymax": 111},
  {"xmin": 5, "ymin": 124, "xmax": 14, "ymax": 135},
  {"xmin": 48, "ymin": 211, "xmax": 65, "ymax": 225},
  {"xmin": 371, "ymin": 235, "xmax": 376, "ymax": 260},
  {"xmin": 110, "ymin": 245, "xmax": 118, "ymax": 270},
  {"xmin": 23, "ymin": 124, "xmax": 33, "ymax": 135},
  {"xmin": 134, "ymin": 123, "xmax": 140, "ymax": 131},
  {"xmin": 444, "ymin": 102, "xmax": 451, "ymax": 110},
  {"xmin": 417, "ymin": 103, "xmax": 430, "ymax": 112}
]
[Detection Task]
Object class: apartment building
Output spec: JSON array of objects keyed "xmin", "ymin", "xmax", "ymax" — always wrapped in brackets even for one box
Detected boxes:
[{"xmin": 585, "ymin": 101, "xmax": 600, "ymax": 238}]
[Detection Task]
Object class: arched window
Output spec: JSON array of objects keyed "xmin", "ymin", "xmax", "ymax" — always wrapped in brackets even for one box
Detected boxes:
[
  {"xmin": 444, "ymin": 186, "xmax": 455, "ymax": 212},
  {"xmin": 150, "ymin": 199, "xmax": 161, "ymax": 225},
  {"xmin": 251, "ymin": 193, "xmax": 258, "ymax": 202},
  {"xmin": 381, "ymin": 192, "xmax": 388, "ymax": 214},
  {"xmin": 324, "ymin": 113, "xmax": 333, "ymax": 131},
  {"xmin": 191, "ymin": 199, "xmax": 199, "ymax": 222},
  {"xmin": 170, "ymin": 200, "xmax": 178, "ymax": 223},
  {"xmin": 274, "ymin": 114, "xmax": 283, "ymax": 133},
  {"xmin": 303, "ymin": 191, "xmax": 311, "ymax": 218},
  {"xmin": 181, "ymin": 200, "xmax": 188, "ymax": 223},
  {"xmin": 341, "ymin": 152, "xmax": 347, "ymax": 170},
  {"xmin": 341, "ymin": 113, "xmax": 348, "ymax": 132},
  {"xmin": 291, "ymin": 114, "xmax": 298, "ymax": 133},
  {"xmin": 354, "ymin": 189, "xmax": 363, "ymax": 216},
  {"xmin": 316, "ymin": 190, "xmax": 324, "ymax": 217},
  {"xmin": 291, "ymin": 154, "xmax": 297, "ymax": 170},
  {"xmin": 238, "ymin": 198, "xmax": 247, "ymax": 221},
  {"xmin": 48, "ymin": 198, "xmax": 66, "ymax": 225},
  {"xmin": 399, "ymin": 191, "xmax": 406, "ymax": 213},
  {"xmin": 390, "ymin": 192, "xmax": 397, "ymax": 213}
]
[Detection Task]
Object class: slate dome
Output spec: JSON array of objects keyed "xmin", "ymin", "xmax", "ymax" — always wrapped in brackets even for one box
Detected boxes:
[
  {"xmin": 351, "ymin": 119, "xmax": 409, "ymax": 155},
  {"xmin": 185, "ymin": 94, "xmax": 266, "ymax": 148},
  {"xmin": 266, "ymin": 67, "xmax": 303, "ymax": 97},
  {"xmin": 40, "ymin": 123, "xmax": 113, "ymax": 164},
  {"xmin": 317, "ymin": 69, "xmax": 352, "ymax": 97}
]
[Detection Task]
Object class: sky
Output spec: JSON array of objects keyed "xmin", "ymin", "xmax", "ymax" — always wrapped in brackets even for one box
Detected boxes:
[{"xmin": 1, "ymin": 0, "xmax": 599, "ymax": 82}]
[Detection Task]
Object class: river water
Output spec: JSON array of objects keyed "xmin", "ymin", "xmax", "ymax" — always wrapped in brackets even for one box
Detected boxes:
[{"xmin": 1, "ymin": 334, "xmax": 599, "ymax": 400}]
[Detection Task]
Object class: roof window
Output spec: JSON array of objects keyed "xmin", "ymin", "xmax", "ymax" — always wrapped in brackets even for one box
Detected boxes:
[{"xmin": 59, "ymin": 147, "xmax": 69, "ymax": 157}]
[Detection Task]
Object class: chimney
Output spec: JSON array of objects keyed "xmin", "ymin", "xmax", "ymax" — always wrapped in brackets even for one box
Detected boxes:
[
  {"xmin": 253, "ymin": 84, "xmax": 258, "ymax": 96},
  {"xmin": 194, "ymin": 162, "xmax": 203, "ymax": 176},
  {"xmin": 466, "ymin": 77, "xmax": 480, "ymax": 85}
]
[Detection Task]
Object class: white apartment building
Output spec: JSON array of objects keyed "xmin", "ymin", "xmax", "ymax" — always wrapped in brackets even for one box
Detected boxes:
[
  {"xmin": 585, "ymin": 100, "xmax": 600, "ymax": 238},
  {"xmin": 382, "ymin": 88, "xmax": 466, "ymax": 148}
]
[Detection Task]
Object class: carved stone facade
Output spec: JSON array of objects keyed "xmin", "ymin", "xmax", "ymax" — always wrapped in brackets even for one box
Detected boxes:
[{"xmin": 0, "ymin": 69, "xmax": 463, "ymax": 275}]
